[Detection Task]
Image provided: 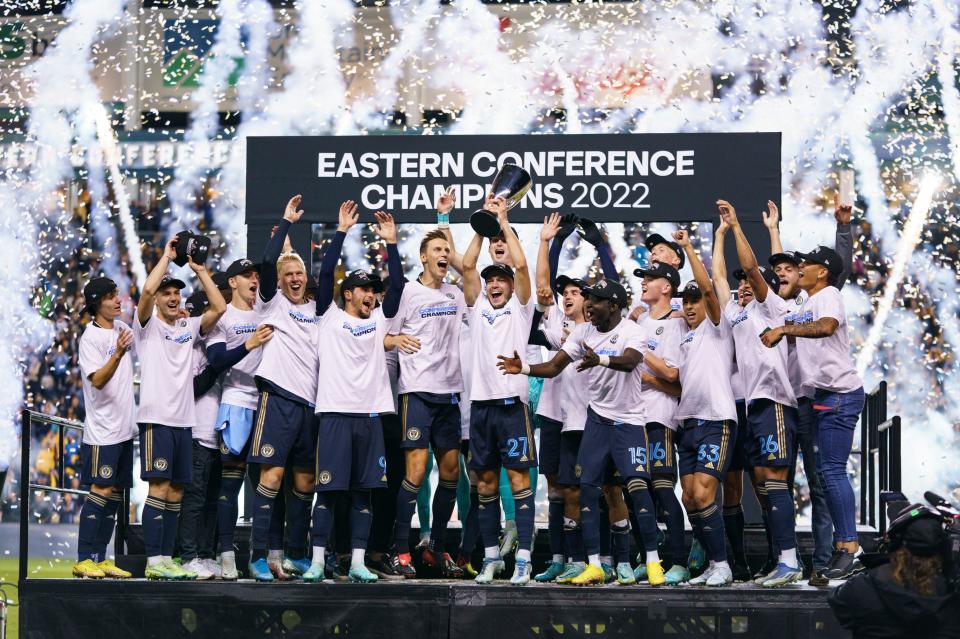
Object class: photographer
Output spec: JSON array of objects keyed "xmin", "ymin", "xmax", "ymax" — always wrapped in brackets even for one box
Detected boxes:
[{"xmin": 828, "ymin": 504, "xmax": 960, "ymax": 638}]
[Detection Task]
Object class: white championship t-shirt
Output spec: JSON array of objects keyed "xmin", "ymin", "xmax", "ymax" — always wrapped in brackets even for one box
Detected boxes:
[
  {"xmin": 757, "ymin": 290, "xmax": 808, "ymax": 398},
  {"xmin": 207, "ymin": 303, "xmax": 262, "ymax": 410},
  {"xmin": 192, "ymin": 339, "xmax": 221, "ymax": 449},
  {"xmin": 676, "ymin": 318, "xmax": 737, "ymax": 423},
  {"xmin": 255, "ymin": 293, "xmax": 318, "ymax": 405},
  {"xmin": 469, "ymin": 293, "xmax": 534, "ymax": 403},
  {"xmin": 314, "ymin": 305, "xmax": 394, "ymax": 415},
  {"xmin": 388, "ymin": 280, "xmax": 467, "ymax": 396},
  {"xmin": 793, "ymin": 286, "xmax": 862, "ymax": 394},
  {"xmin": 561, "ymin": 319, "xmax": 646, "ymax": 426},
  {"xmin": 724, "ymin": 299, "xmax": 797, "ymax": 408},
  {"xmin": 78, "ymin": 321, "xmax": 137, "ymax": 445},
  {"xmin": 134, "ymin": 314, "xmax": 202, "ymax": 428},
  {"xmin": 637, "ymin": 313, "xmax": 682, "ymax": 430},
  {"xmin": 538, "ymin": 309, "xmax": 589, "ymax": 432}
]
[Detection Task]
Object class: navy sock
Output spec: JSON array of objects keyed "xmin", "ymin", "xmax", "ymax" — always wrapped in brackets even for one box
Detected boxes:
[
  {"xmin": 598, "ymin": 495, "xmax": 611, "ymax": 559},
  {"xmin": 627, "ymin": 478, "xmax": 659, "ymax": 553},
  {"xmin": 756, "ymin": 483, "xmax": 777, "ymax": 561},
  {"xmin": 142, "ymin": 496, "xmax": 165, "ymax": 558},
  {"xmin": 287, "ymin": 488, "xmax": 314, "ymax": 559},
  {"xmin": 765, "ymin": 480, "xmax": 797, "ymax": 552},
  {"xmin": 579, "ymin": 484, "xmax": 602, "ymax": 557},
  {"xmin": 699, "ymin": 503, "xmax": 727, "ymax": 563},
  {"xmin": 217, "ymin": 467, "xmax": 245, "ymax": 553},
  {"xmin": 627, "ymin": 496, "xmax": 646, "ymax": 557},
  {"xmin": 688, "ymin": 506, "xmax": 704, "ymax": 559},
  {"xmin": 393, "ymin": 479, "xmax": 420, "ymax": 553},
  {"xmin": 251, "ymin": 483, "xmax": 279, "ymax": 557},
  {"xmin": 162, "ymin": 500, "xmax": 181, "ymax": 558},
  {"xmin": 94, "ymin": 493, "xmax": 121, "ymax": 560},
  {"xmin": 723, "ymin": 503, "xmax": 747, "ymax": 566},
  {"xmin": 78, "ymin": 493, "xmax": 108, "ymax": 562},
  {"xmin": 610, "ymin": 519, "xmax": 631, "ymax": 563},
  {"xmin": 268, "ymin": 489, "xmax": 285, "ymax": 552},
  {"xmin": 563, "ymin": 518, "xmax": 586, "ymax": 562},
  {"xmin": 311, "ymin": 492, "xmax": 337, "ymax": 549},
  {"xmin": 548, "ymin": 498, "xmax": 564, "ymax": 557},
  {"xmin": 653, "ymin": 479, "xmax": 685, "ymax": 563},
  {"xmin": 351, "ymin": 490, "xmax": 373, "ymax": 550},
  {"xmin": 513, "ymin": 487, "xmax": 536, "ymax": 553},
  {"xmin": 459, "ymin": 488, "xmax": 480, "ymax": 558},
  {"xmin": 478, "ymin": 492, "xmax": 501, "ymax": 551},
  {"xmin": 430, "ymin": 479, "xmax": 458, "ymax": 555}
]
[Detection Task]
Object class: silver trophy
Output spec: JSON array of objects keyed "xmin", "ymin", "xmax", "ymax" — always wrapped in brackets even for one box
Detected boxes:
[{"xmin": 470, "ymin": 164, "xmax": 533, "ymax": 237}]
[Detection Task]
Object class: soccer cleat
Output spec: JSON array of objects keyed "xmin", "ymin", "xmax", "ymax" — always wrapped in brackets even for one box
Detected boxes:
[
  {"xmin": 664, "ymin": 564, "xmax": 690, "ymax": 585},
  {"xmin": 688, "ymin": 564, "xmax": 714, "ymax": 586},
  {"xmin": 570, "ymin": 563, "xmax": 606, "ymax": 586},
  {"xmin": 732, "ymin": 562, "xmax": 752, "ymax": 583},
  {"xmin": 760, "ymin": 563, "xmax": 803, "ymax": 588},
  {"xmin": 633, "ymin": 562, "xmax": 647, "ymax": 582},
  {"xmin": 183, "ymin": 558, "xmax": 214, "ymax": 580},
  {"xmin": 282, "ymin": 557, "xmax": 312, "ymax": 577},
  {"xmin": 555, "ymin": 562, "xmax": 586, "ymax": 584},
  {"xmin": 440, "ymin": 553, "xmax": 465, "ymax": 578},
  {"xmin": 396, "ymin": 553, "xmax": 417, "ymax": 579},
  {"xmin": 268, "ymin": 557, "xmax": 294, "ymax": 580},
  {"xmin": 96, "ymin": 559, "xmax": 131, "ymax": 579},
  {"xmin": 73, "ymin": 559, "xmax": 105, "ymax": 579},
  {"xmin": 753, "ymin": 557, "xmax": 778, "ymax": 583},
  {"xmin": 302, "ymin": 563, "xmax": 325, "ymax": 583},
  {"xmin": 170, "ymin": 560, "xmax": 197, "ymax": 580},
  {"xmin": 535, "ymin": 560, "xmax": 566, "ymax": 582},
  {"xmin": 601, "ymin": 563, "xmax": 615, "ymax": 584},
  {"xmin": 819, "ymin": 549, "xmax": 864, "ymax": 581},
  {"xmin": 616, "ymin": 562, "xmax": 636, "ymax": 585},
  {"xmin": 456, "ymin": 554, "xmax": 478, "ymax": 579},
  {"xmin": 687, "ymin": 539, "xmax": 706, "ymax": 573},
  {"xmin": 349, "ymin": 564, "xmax": 379, "ymax": 583},
  {"xmin": 499, "ymin": 519, "xmax": 519, "ymax": 557},
  {"xmin": 706, "ymin": 564, "xmax": 733, "ymax": 587},
  {"xmin": 510, "ymin": 558, "xmax": 531, "ymax": 585},
  {"xmin": 366, "ymin": 553, "xmax": 404, "ymax": 580},
  {"xmin": 474, "ymin": 557, "xmax": 505, "ymax": 584},
  {"xmin": 646, "ymin": 561, "xmax": 666, "ymax": 587},
  {"xmin": 219, "ymin": 552, "xmax": 238, "ymax": 580},
  {"xmin": 145, "ymin": 561, "xmax": 181, "ymax": 581},
  {"xmin": 248, "ymin": 558, "xmax": 275, "ymax": 582},
  {"xmin": 203, "ymin": 558, "xmax": 222, "ymax": 579}
]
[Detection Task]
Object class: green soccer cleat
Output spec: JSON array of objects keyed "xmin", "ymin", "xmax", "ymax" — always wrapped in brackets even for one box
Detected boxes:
[
  {"xmin": 302, "ymin": 562, "xmax": 325, "ymax": 582},
  {"xmin": 664, "ymin": 564, "xmax": 690, "ymax": 585},
  {"xmin": 555, "ymin": 562, "xmax": 586, "ymax": 584},
  {"xmin": 534, "ymin": 560, "xmax": 566, "ymax": 583},
  {"xmin": 169, "ymin": 559, "xmax": 197, "ymax": 580},
  {"xmin": 348, "ymin": 564, "xmax": 379, "ymax": 583},
  {"xmin": 616, "ymin": 562, "xmax": 636, "ymax": 585},
  {"xmin": 601, "ymin": 563, "xmax": 615, "ymax": 584},
  {"xmin": 145, "ymin": 560, "xmax": 182, "ymax": 581},
  {"xmin": 633, "ymin": 562, "xmax": 647, "ymax": 582}
]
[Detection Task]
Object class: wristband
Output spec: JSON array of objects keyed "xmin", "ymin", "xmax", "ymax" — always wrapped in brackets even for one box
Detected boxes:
[
  {"xmin": 599, "ymin": 355, "xmax": 611, "ymax": 367},
  {"xmin": 437, "ymin": 211, "xmax": 450, "ymax": 228},
  {"xmin": 520, "ymin": 363, "xmax": 531, "ymax": 375},
  {"xmin": 535, "ymin": 303, "xmax": 547, "ymax": 313}
]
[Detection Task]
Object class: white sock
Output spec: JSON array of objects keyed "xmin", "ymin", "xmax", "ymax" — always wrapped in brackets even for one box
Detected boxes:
[
  {"xmin": 220, "ymin": 551, "xmax": 235, "ymax": 560},
  {"xmin": 484, "ymin": 546, "xmax": 500, "ymax": 560},
  {"xmin": 147, "ymin": 556, "xmax": 163, "ymax": 567},
  {"xmin": 517, "ymin": 549, "xmax": 531, "ymax": 562},
  {"xmin": 600, "ymin": 555, "xmax": 612, "ymax": 566},
  {"xmin": 588, "ymin": 553, "xmax": 601, "ymax": 567},
  {"xmin": 646, "ymin": 550, "xmax": 660, "ymax": 564},
  {"xmin": 268, "ymin": 549, "xmax": 282, "ymax": 561},
  {"xmin": 420, "ymin": 531, "xmax": 431, "ymax": 542},
  {"xmin": 779, "ymin": 548, "xmax": 799, "ymax": 569},
  {"xmin": 311, "ymin": 546, "xmax": 325, "ymax": 567},
  {"xmin": 714, "ymin": 560, "xmax": 730, "ymax": 571},
  {"xmin": 351, "ymin": 548, "xmax": 366, "ymax": 568},
  {"xmin": 552, "ymin": 554, "xmax": 564, "ymax": 564}
]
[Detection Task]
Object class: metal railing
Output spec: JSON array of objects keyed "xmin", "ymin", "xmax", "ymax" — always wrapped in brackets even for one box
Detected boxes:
[
  {"xmin": 858, "ymin": 381, "xmax": 902, "ymax": 534},
  {"xmin": 18, "ymin": 409, "xmax": 129, "ymax": 583}
]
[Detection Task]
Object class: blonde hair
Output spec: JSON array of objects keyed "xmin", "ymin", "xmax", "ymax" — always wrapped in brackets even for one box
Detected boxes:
[
  {"xmin": 419, "ymin": 229, "xmax": 449, "ymax": 257},
  {"xmin": 277, "ymin": 251, "xmax": 305, "ymax": 274}
]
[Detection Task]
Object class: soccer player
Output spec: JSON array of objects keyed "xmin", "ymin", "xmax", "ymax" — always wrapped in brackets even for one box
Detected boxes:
[
  {"xmin": 498, "ymin": 277, "xmax": 666, "ymax": 587},
  {"xmin": 302, "ymin": 207, "xmax": 414, "ymax": 582},
  {"xmin": 631, "ymin": 261, "xmax": 688, "ymax": 585},
  {"xmin": 460, "ymin": 195, "xmax": 537, "ymax": 585},
  {"xmin": 135, "ymin": 241, "xmax": 226, "ymax": 580},
  {"xmin": 761, "ymin": 244, "xmax": 865, "ymax": 582},
  {"xmin": 713, "ymin": 200, "xmax": 802, "ymax": 587},
  {"xmin": 74, "ymin": 277, "xmax": 136, "ymax": 579},
  {"xmin": 672, "ymin": 229, "xmax": 737, "ymax": 587},
  {"xmin": 246, "ymin": 195, "xmax": 321, "ymax": 582},
  {"xmin": 628, "ymin": 233, "xmax": 686, "ymax": 321}
]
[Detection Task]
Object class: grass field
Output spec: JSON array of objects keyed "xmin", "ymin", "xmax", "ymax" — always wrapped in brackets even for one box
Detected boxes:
[{"xmin": 0, "ymin": 556, "xmax": 75, "ymax": 639}]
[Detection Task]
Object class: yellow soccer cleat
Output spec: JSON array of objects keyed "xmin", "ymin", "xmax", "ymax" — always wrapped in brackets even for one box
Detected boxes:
[
  {"xmin": 570, "ymin": 563, "xmax": 606, "ymax": 586},
  {"xmin": 97, "ymin": 559, "xmax": 132, "ymax": 579},
  {"xmin": 73, "ymin": 559, "xmax": 106, "ymax": 579},
  {"xmin": 646, "ymin": 560, "xmax": 666, "ymax": 587}
]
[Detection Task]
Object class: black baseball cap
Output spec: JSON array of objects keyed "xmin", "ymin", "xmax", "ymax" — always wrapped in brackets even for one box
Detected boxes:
[
  {"xmin": 554, "ymin": 275, "xmax": 587, "ymax": 294},
  {"xmin": 481, "ymin": 263, "xmax": 514, "ymax": 281},
  {"xmin": 796, "ymin": 246, "xmax": 843, "ymax": 276},
  {"xmin": 582, "ymin": 278, "xmax": 629, "ymax": 308},
  {"xmin": 158, "ymin": 276, "xmax": 186, "ymax": 292},
  {"xmin": 225, "ymin": 258, "xmax": 260, "ymax": 279},
  {"xmin": 680, "ymin": 280, "xmax": 702, "ymax": 302},
  {"xmin": 211, "ymin": 271, "xmax": 230, "ymax": 290},
  {"xmin": 83, "ymin": 277, "xmax": 118, "ymax": 314},
  {"xmin": 185, "ymin": 290, "xmax": 209, "ymax": 317},
  {"xmin": 340, "ymin": 270, "xmax": 384, "ymax": 296},
  {"xmin": 645, "ymin": 233, "xmax": 686, "ymax": 268},
  {"xmin": 634, "ymin": 262, "xmax": 681, "ymax": 292},
  {"xmin": 768, "ymin": 251, "xmax": 801, "ymax": 268},
  {"xmin": 733, "ymin": 266, "xmax": 781, "ymax": 293}
]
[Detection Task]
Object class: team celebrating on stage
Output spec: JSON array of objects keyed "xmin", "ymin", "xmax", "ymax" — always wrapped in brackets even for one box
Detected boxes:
[{"xmin": 74, "ymin": 187, "xmax": 864, "ymax": 588}]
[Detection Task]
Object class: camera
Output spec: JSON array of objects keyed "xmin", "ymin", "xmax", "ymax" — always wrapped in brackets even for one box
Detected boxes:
[
  {"xmin": 881, "ymin": 490, "xmax": 960, "ymax": 592},
  {"xmin": 173, "ymin": 230, "xmax": 212, "ymax": 267}
]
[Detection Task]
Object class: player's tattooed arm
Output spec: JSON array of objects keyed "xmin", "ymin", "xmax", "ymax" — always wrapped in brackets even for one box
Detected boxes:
[
  {"xmin": 497, "ymin": 349, "xmax": 572, "ymax": 379},
  {"xmin": 761, "ymin": 318, "xmax": 839, "ymax": 347},
  {"xmin": 641, "ymin": 372, "xmax": 681, "ymax": 397},
  {"xmin": 643, "ymin": 352, "xmax": 679, "ymax": 383},
  {"xmin": 577, "ymin": 345, "xmax": 643, "ymax": 372}
]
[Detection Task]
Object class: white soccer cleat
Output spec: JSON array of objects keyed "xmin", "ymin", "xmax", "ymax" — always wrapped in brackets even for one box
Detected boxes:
[
  {"xmin": 203, "ymin": 558, "xmax": 222, "ymax": 579},
  {"xmin": 475, "ymin": 557, "xmax": 505, "ymax": 584},
  {"xmin": 184, "ymin": 558, "xmax": 214, "ymax": 580},
  {"xmin": 687, "ymin": 565, "xmax": 714, "ymax": 586},
  {"xmin": 706, "ymin": 564, "xmax": 733, "ymax": 587},
  {"xmin": 219, "ymin": 552, "xmax": 238, "ymax": 580}
]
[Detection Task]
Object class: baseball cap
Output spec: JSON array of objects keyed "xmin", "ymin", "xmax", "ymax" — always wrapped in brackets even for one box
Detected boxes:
[
  {"xmin": 644, "ymin": 233, "xmax": 686, "ymax": 268},
  {"xmin": 732, "ymin": 266, "xmax": 781, "ymax": 293},
  {"xmin": 634, "ymin": 262, "xmax": 681, "ymax": 292},
  {"xmin": 768, "ymin": 251, "xmax": 801, "ymax": 268},
  {"xmin": 680, "ymin": 280, "xmax": 702, "ymax": 302},
  {"xmin": 795, "ymin": 246, "xmax": 843, "ymax": 276},
  {"xmin": 185, "ymin": 290, "xmax": 209, "ymax": 317},
  {"xmin": 481, "ymin": 263, "xmax": 514, "ymax": 281},
  {"xmin": 340, "ymin": 270, "xmax": 384, "ymax": 296},
  {"xmin": 554, "ymin": 275, "xmax": 587, "ymax": 294},
  {"xmin": 158, "ymin": 275, "xmax": 186, "ymax": 292},
  {"xmin": 888, "ymin": 504, "xmax": 945, "ymax": 556},
  {"xmin": 211, "ymin": 271, "xmax": 230, "ymax": 290},
  {"xmin": 581, "ymin": 278, "xmax": 629, "ymax": 308},
  {"xmin": 225, "ymin": 258, "xmax": 260, "ymax": 279},
  {"xmin": 83, "ymin": 277, "xmax": 117, "ymax": 314}
]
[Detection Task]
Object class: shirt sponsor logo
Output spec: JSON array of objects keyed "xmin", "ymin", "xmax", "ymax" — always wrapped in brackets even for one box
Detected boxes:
[
  {"xmin": 233, "ymin": 323, "xmax": 257, "ymax": 335},
  {"xmin": 730, "ymin": 310, "xmax": 750, "ymax": 327},
  {"xmin": 419, "ymin": 304, "xmax": 458, "ymax": 319},
  {"xmin": 595, "ymin": 348, "xmax": 617, "ymax": 356},
  {"xmin": 165, "ymin": 332, "xmax": 194, "ymax": 344},
  {"xmin": 646, "ymin": 338, "xmax": 658, "ymax": 350},
  {"xmin": 343, "ymin": 321, "xmax": 377, "ymax": 337},
  {"xmin": 792, "ymin": 310, "xmax": 814, "ymax": 325},
  {"xmin": 681, "ymin": 331, "xmax": 695, "ymax": 346},
  {"xmin": 289, "ymin": 310, "xmax": 319, "ymax": 324},
  {"xmin": 481, "ymin": 308, "xmax": 512, "ymax": 325}
]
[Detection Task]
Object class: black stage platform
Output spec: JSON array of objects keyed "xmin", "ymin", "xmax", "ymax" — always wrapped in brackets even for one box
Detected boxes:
[{"xmin": 21, "ymin": 578, "xmax": 848, "ymax": 639}]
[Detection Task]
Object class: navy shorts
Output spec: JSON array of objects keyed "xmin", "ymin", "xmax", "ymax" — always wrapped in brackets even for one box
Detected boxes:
[
  {"xmin": 80, "ymin": 439, "xmax": 134, "ymax": 488},
  {"xmin": 247, "ymin": 391, "xmax": 318, "ymax": 469},
  {"xmin": 677, "ymin": 418, "xmax": 736, "ymax": 480},
  {"xmin": 399, "ymin": 393, "xmax": 461, "ymax": 451},
  {"xmin": 314, "ymin": 413, "xmax": 388, "ymax": 492},
  {"xmin": 219, "ymin": 431, "xmax": 250, "ymax": 465},
  {"xmin": 538, "ymin": 416, "xmax": 563, "ymax": 476},
  {"xmin": 557, "ymin": 430, "xmax": 584, "ymax": 486},
  {"xmin": 468, "ymin": 398, "xmax": 537, "ymax": 471},
  {"xmin": 139, "ymin": 424, "xmax": 192, "ymax": 484},
  {"xmin": 746, "ymin": 399, "xmax": 798, "ymax": 468},
  {"xmin": 577, "ymin": 407, "xmax": 650, "ymax": 487},
  {"xmin": 729, "ymin": 400, "xmax": 750, "ymax": 472},
  {"xmin": 646, "ymin": 422, "xmax": 678, "ymax": 480}
]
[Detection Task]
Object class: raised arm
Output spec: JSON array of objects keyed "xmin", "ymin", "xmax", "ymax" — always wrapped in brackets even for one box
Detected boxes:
[
  {"xmin": 676, "ymin": 229, "xmax": 721, "ymax": 324},
  {"xmin": 137, "ymin": 238, "xmax": 178, "ymax": 326},
  {"xmin": 833, "ymin": 193, "xmax": 853, "ymax": 290},
  {"xmin": 191, "ymin": 258, "xmax": 228, "ymax": 335},
  {"xmin": 490, "ymin": 196, "xmax": 530, "ymax": 304},
  {"xmin": 577, "ymin": 217, "xmax": 619, "ymax": 282},
  {"xmin": 374, "ymin": 211, "xmax": 405, "ymax": 319},
  {"xmin": 436, "ymin": 187, "xmax": 464, "ymax": 275},
  {"xmin": 317, "ymin": 200, "xmax": 358, "ymax": 314},
  {"xmin": 712, "ymin": 207, "xmax": 732, "ymax": 306},
  {"xmin": 537, "ymin": 213, "xmax": 561, "ymax": 299},
  {"xmin": 720, "ymin": 199, "xmax": 770, "ymax": 303},
  {"xmin": 461, "ymin": 232, "xmax": 484, "ymax": 307},
  {"xmin": 260, "ymin": 195, "xmax": 304, "ymax": 303},
  {"xmin": 763, "ymin": 200, "xmax": 783, "ymax": 255}
]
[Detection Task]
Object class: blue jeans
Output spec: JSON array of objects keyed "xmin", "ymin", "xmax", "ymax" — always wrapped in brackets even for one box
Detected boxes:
[
  {"xmin": 813, "ymin": 387, "xmax": 865, "ymax": 543},
  {"xmin": 796, "ymin": 398, "xmax": 834, "ymax": 569}
]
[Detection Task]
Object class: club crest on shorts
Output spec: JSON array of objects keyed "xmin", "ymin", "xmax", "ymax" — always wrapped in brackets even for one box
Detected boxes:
[
  {"xmin": 407, "ymin": 427, "xmax": 422, "ymax": 441},
  {"xmin": 378, "ymin": 456, "xmax": 386, "ymax": 469},
  {"xmin": 319, "ymin": 470, "xmax": 332, "ymax": 484},
  {"xmin": 260, "ymin": 444, "xmax": 275, "ymax": 458},
  {"xmin": 575, "ymin": 464, "xmax": 582, "ymax": 478},
  {"xmin": 656, "ymin": 327, "xmax": 664, "ymax": 335},
  {"xmin": 220, "ymin": 441, "xmax": 229, "ymax": 455},
  {"xmin": 99, "ymin": 465, "xmax": 113, "ymax": 479},
  {"xmin": 154, "ymin": 458, "xmax": 168, "ymax": 472}
]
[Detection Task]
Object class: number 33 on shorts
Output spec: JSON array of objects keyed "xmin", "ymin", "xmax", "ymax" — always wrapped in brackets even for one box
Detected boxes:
[{"xmin": 697, "ymin": 444, "xmax": 720, "ymax": 464}]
